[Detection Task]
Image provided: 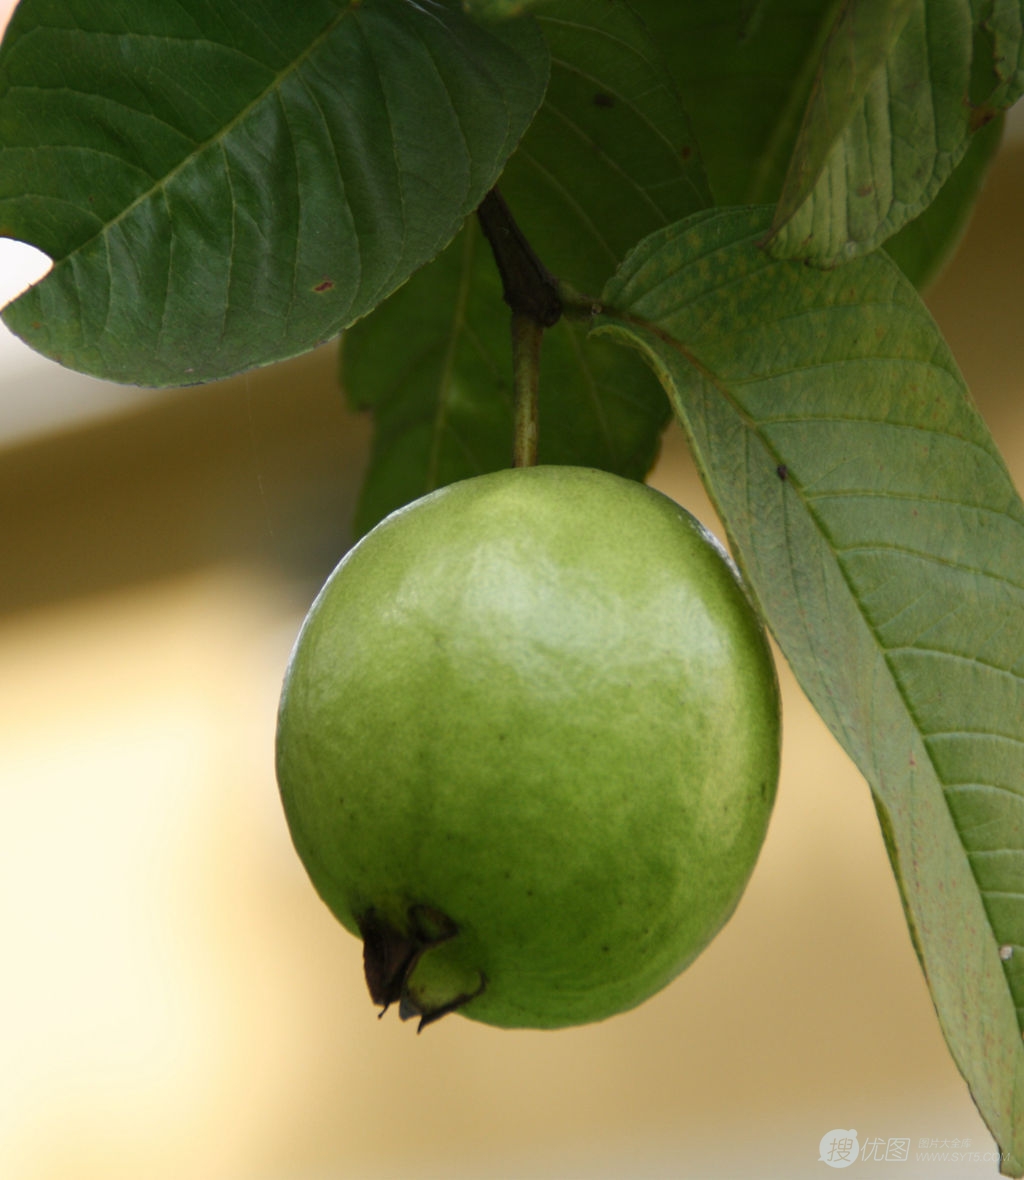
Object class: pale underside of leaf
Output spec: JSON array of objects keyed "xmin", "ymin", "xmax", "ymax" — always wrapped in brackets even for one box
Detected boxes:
[
  {"xmin": 771, "ymin": 0, "xmax": 919, "ymax": 214},
  {"xmin": 0, "ymin": 0, "xmax": 548, "ymax": 385},
  {"xmin": 883, "ymin": 110, "xmax": 1004, "ymax": 289},
  {"xmin": 593, "ymin": 206, "xmax": 1024, "ymax": 1170},
  {"xmin": 768, "ymin": 0, "xmax": 1024, "ymax": 265}
]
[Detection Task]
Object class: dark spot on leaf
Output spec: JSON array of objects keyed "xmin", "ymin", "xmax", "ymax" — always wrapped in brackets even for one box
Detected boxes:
[
  {"xmin": 856, "ymin": 183, "xmax": 874, "ymax": 197},
  {"xmin": 313, "ymin": 278, "xmax": 334, "ymax": 293},
  {"xmin": 970, "ymin": 104, "xmax": 997, "ymax": 131},
  {"xmin": 681, "ymin": 145, "xmax": 693, "ymax": 161},
  {"xmin": 776, "ymin": 464, "xmax": 788, "ymax": 481},
  {"xmin": 593, "ymin": 92, "xmax": 614, "ymax": 108}
]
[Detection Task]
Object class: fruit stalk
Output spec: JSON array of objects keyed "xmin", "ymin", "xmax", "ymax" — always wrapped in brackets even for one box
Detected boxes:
[
  {"xmin": 511, "ymin": 312, "xmax": 542, "ymax": 467},
  {"xmin": 477, "ymin": 189, "xmax": 560, "ymax": 468}
]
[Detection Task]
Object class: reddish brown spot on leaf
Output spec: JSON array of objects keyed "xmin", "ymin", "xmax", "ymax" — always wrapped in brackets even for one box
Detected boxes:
[
  {"xmin": 969, "ymin": 104, "xmax": 997, "ymax": 132},
  {"xmin": 313, "ymin": 278, "xmax": 334, "ymax": 293}
]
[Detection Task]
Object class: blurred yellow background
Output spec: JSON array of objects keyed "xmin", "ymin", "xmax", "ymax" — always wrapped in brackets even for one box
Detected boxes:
[{"xmin": 2, "ymin": 4, "xmax": 1023, "ymax": 1173}]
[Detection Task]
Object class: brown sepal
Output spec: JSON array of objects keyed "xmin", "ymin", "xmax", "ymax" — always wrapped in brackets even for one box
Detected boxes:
[{"xmin": 358, "ymin": 909, "xmax": 419, "ymax": 1012}]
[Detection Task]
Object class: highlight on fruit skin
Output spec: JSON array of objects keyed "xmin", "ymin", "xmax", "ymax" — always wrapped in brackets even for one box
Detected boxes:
[{"xmin": 275, "ymin": 465, "xmax": 781, "ymax": 1030}]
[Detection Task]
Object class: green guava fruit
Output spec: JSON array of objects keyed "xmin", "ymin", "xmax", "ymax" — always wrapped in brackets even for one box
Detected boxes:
[{"xmin": 275, "ymin": 465, "xmax": 780, "ymax": 1030}]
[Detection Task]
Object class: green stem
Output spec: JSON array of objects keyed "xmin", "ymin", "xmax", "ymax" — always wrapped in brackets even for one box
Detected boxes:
[
  {"xmin": 556, "ymin": 280, "xmax": 603, "ymax": 323},
  {"xmin": 477, "ymin": 189, "xmax": 563, "ymax": 468},
  {"xmin": 511, "ymin": 313, "xmax": 543, "ymax": 467}
]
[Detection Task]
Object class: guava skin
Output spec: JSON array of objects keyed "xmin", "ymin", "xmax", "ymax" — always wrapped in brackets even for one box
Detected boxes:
[{"xmin": 276, "ymin": 466, "xmax": 780, "ymax": 1030}]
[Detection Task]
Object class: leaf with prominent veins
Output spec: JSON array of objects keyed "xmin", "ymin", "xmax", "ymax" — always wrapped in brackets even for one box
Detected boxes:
[
  {"xmin": 0, "ymin": 0, "xmax": 548, "ymax": 385},
  {"xmin": 593, "ymin": 204, "xmax": 1024, "ymax": 1171},
  {"xmin": 767, "ymin": 0, "xmax": 1024, "ymax": 265}
]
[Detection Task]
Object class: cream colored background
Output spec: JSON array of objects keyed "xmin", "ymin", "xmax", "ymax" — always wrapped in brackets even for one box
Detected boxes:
[{"xmin": 2, "ymin": 4, "xmax": 1023, "ymax": 1174}]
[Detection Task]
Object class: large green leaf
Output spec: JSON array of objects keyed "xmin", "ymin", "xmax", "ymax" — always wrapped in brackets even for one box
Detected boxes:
[
  {"xmin": 767, "ymin": 0, "xmax": 1024, "ymax": 264},
  {"xmin": 763, "ymin": 0, "xmax": 918, "ymax": 252},
  {"xmin": 632, "ymin": 0, "xmax": 1013, "ymax": 287},
  {"xmin": 343, "ymin": 0, "xmax": 709, "ymax": 530},
  {"xmin": 343, "ymin": 221, "xmax": 515, "ymax": 533},
  {"xmin": 495, "ymin": 0, "xmax": 710, "ymax": 294},
  {"xmin": 630, "ymin": 0, "xmax": 833, "ymax": 205},
  {"xmin": 463, "ymin": 0, "xmax": 554, "ymax": 16},
  {"xmin": 0, "ymin": 0, "xmax": 548, "ymax": 386},
  {"xmin": 591, "ymin": 206, "xmax": 1024, "ymax": 1171}
]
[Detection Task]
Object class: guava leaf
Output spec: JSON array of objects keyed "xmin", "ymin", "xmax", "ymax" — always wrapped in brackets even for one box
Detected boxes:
[
  {"xmin": 983, "ymin": 0, "xmax": 1024, "ymax": 109},
  {"xmin": 343, "ymin": 0, "xmax": 708, "ymax": 530},
  {"xmin": 766, "ymin": 0, "xmax": 1024, "ymax": 265},
  {"xmin": 494, "ymin": 0, "xmax": 711, "ymax": 295},
  {"xmin": 592, "ymin": 206, "xmax": 1024, "ymax": 1172},
  {"xmin": 0, "ymin": 0, "xmax": 548, "ymax": 386},
  {"xmin": 462, "ymin": 0, "xmax": 552, "ymax": 16},
  {"xmin": 343, "ymin": 221, "xmax": 515, "ymax": 532},
  {"xmin": 884, "ymin": 111, "xmax": 1004, "ymax": 290},
  {"xmin": 764, "ymin": 0, "xmax": 918, "ymax": 248},
  {"xmin": 631, "ymin": 0, "xmax": 1010, "ymax": 289},
  {"xmin": 628, "ymin": 0, "xmax": 836, "ymax": 206}
]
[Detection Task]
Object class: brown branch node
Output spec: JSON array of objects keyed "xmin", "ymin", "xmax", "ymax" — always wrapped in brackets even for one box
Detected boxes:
[{"xmin": 477, "ymin": 188, "xmax": 562, "ymax": 328}]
